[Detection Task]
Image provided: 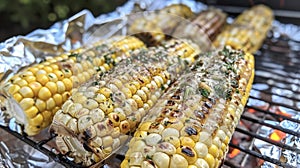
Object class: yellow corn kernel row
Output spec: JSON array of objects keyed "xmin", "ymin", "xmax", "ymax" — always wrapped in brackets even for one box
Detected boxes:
[
  {"xmin": 121, "ymin": 46, "xmax": 254, "ymax": 168},
  {"xmin": 1, "ymin": 36, "xmax": 145, "ymax": 135},
  {"xmin": 50, "ymin": 39, "xmax": 201, "ymax": 166},
  {"xmin": 234, "ymin": 4, "xmax": 273, "ymax": 37},
  {"xmin": 128, "ymin": 4, "xmax": 193, "ymax": 45},
  {"xmin": 173, "ymin": 8, "xmax": 227, "ymax": 49},
  {"xmin": 214, "ymin": 26, "xmax": 262, "ymax": 54},
  {"xmin": 214, "ymin": 5, "xmax": 273, "ymax": 54}
]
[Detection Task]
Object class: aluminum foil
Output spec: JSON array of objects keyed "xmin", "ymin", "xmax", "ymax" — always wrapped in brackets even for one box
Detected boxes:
[{"xmin": 254, "ymin": 113, "xmax": 300, "ymax": 168}]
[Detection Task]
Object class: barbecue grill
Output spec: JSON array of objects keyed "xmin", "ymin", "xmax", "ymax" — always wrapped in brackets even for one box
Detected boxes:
[{"xmin": 0, "ymin": 1, "xmax": 300, "ymax": 168}]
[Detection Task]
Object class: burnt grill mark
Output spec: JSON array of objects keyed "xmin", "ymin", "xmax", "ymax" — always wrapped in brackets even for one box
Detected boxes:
[
  {"xmin": 83, "ymin": 129, "xmax": 93, "ymax": 140},
  {"xmin": 83, "ymin": 142, "xmax": 93, "ymax": 152},
  {"xmin": 181, "ymin": 146, "xmax": 195, "ymax": 157},
  {"xmin": 202, "ymin": 106, "xmax": 209, "ymax": 114},
  {"xmin": 204, "ymin": 102, "xmax": 213, "ymax": 109},
  {"xmin": 194, "ymin": 110, "xmax": 205, "ymax": 119},
  {"xmin": 166, "ymin": 100, "xmax": 176, "ymax": 106},
  {"xmin": 185, "ymin": 126, "xmax": 197, "ymax": 136},
  {"xmin": 171, "ymin": 95, "xmax": 180, "ymax": 100}
]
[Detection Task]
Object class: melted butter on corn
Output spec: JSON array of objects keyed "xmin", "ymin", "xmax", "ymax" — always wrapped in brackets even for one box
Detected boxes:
[{"xmin": 121, "ymin": 46, "xmax": 254, "ymax": 168}]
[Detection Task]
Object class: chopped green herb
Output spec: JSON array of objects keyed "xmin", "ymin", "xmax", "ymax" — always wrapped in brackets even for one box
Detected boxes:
[{"xmin": 199, "ymin": 88, "xmax": 210, "ymax": 98}]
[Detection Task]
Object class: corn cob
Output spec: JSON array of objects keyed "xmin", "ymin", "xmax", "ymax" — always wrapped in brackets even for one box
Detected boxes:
[
  {"xmin": 172, "ymin": 8, "xmax": 227, "ymax": 52},
  {"xmin": 213, "ymin": 26, "xmax": 262, "ymax": 54},
  {"xmin": 214, "ymin": 5, "xmax": 273, "ymax": 54},
  {"xmin": 121, "ymin": 46, "xmax": 254, "ymax": 168},
  {"xmin": 50, "ymin": 39, "xmax": 200, "ymax": 166},
  {"xmin": 0, "ymin": 36, "xmax": 145, "ymax": 135},
  {"xmin": 128, "ymin": 4, "xmax": 193, "ymax": 46},
  {"xmin": 234, "ymin": 4, "xmax": 273, "ymax": 37}
]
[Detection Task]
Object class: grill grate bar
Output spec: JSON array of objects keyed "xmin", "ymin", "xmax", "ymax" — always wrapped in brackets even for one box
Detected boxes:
[
  {"xmin": 253, "ymin": 77, "xmax": 300, "ymax": 94},
  {"xmin": 240, "ymin": 115, "xmax": 300, "ymax": 137},
  {"xmin": 248, "ymin": 95, "xmax": 299, "ymax": 112},
  {"xmin": 245, "ymin": 105, "xmax": 300, "ymax": 124},
  {"xmin": 235, "ymin": 127, "xmax": 300, "ymax": 153},
  {"xmin": 229, "ymin": 143, "xmax": 296, "ymax": 168},
  {"xmin": 251, "ymin": 87, "xmax": 300, "ymax": 102},
  {"xmin": 254, "ymin": 71, "xmax": 300, "ymax": 87}
]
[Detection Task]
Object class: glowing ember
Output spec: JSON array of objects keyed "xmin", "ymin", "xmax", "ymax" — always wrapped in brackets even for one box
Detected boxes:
[
  {"xmin": 229, "ymin": 148, "xmax": 241, "ymax": 159},
  {"xmin": 269, "ymin": 130, "xmax": 286, "ymax": 142}
]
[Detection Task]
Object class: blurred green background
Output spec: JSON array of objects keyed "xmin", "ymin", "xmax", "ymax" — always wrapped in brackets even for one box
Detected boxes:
[{"xmin": 0, "ymin": 0, "xmax": 126, "ymax": 42}]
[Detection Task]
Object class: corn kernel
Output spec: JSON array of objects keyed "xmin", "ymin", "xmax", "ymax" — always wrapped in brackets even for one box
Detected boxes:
[
  {"xmin": 46, "ymin": 98, "xmax": 56, "ymax": 110},
  {"xmin": 56, "ymin": 81, "xmax": 65, "ymax": 94},
  {"xmin": 132, "ymin": 95, "xmax": 143, "ymax": 108},
  {"xmin": 45, "ymin": 82, "xmax": 58, "ymax": 95},
  {"xmin": 42, "ymin": 110, "xmax": 52, "ymax": 122},
  {"xmin": 170, "ymin": 154, "xmax": 188, "ymax": 168},
  {"xmin": 153, "ymin": 152, "xmax": 170, "ymax": 167},
  {"xmin": 47, "ymin": 73, "xmax": 58, "ymax": 82},
  {"xmin": 13, "ymin": 93, "xmax": 23, "ymax": 102},
  {"xmin": 44, "ymin": 66, "xmax": 53, "ymax": 73},
  {"xmin": 28, "ymin": 67, "xmax": 39, "ymax": 74},
  {"xmin": 19, "ymin": 98, "xmax": 35, "ymax": 110},
  {"xmin": 176, "ymin": 146, "xmax": 197, "ymax": 164},
  {"xmin": 98, "ymin": 87, "xmax": 112, "ymax": 98},
  {"xmin": 35, "ymin": 69, "xmax": 46, "ymax": 75},
  {"xmin": 38, "ymin": 87, "xmax": 52, "ymax": 100},
  {"xmin": 208, "ymin": 144, "xmax": 219, "ymax": 158},
  {"xmin": 180, "ymin": 137, "xmax": 195, "ymax": 148},
  {"xmin": 28, "ymin": 82, "xmax": 42, "ymax": 96},
  {"xmin": 121, "ymin": 87, "xmax": 132, "ymax": 98},
  {"xmin": 120, "ymin": 120, "xmax": 130, "ymax": 134},
  {"xmin": 24, "ymin": 76, "xmax": 36, "ymax": 83},
  {"xmin": 84, "ymin": 99, "xmax": 99, "ymax": 110},
  {"xmin": 62, "ymin": 69, "xmax": 72, "ymax": 78},
  {"xmin": 194, "ymin": 158, "xmax": 209, "ymax": 168},
  {"xmin": 102, "ymin": 136, "xmax": 113, "ymax": 148},
  {"xmin": 53, "ymin": 94, "xmax": 63, "ymax": 106},
  {"xmin": 204, "ymin": 153, "xmax": 215, "ymax": 168},
  {"xmin": 24, "ymin": 106, "xmax": 39, "ymax": 118},
  {"xmin": 28, "ymin": 113, "xmax": 44, "ymax": 126},
  {"xmin": 8, "ymin": 85, "xmax": 20, "ymax": 95},
  {"xmin": 108, "ymin": 113, "xmax": 121, "ymax": 127},
  {"xmin": 36, "ymin": 74, "xmax": 49, "ymax": 86},
  {"xmin": 16, "ymin": 79, "xmax": 28, "ymax": 87},
  {"xmin": 50, "ymin": 64, "xmax": 59, "ymax": 70}
]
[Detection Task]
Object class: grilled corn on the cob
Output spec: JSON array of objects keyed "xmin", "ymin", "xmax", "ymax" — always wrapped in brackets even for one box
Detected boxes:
[
  {"xmin": 50, "ymin": 39, "xmax": 200, "ymax": 166},
  {"xmin": 214, "ymin": 5, "xmax": 273, "ymax": 53},
  {"xmin": 121, "ymin": 46, "xmax": 254, "ymax": 168},
  {"xmin": 234, "ymin": 5, "xmax": 273, "ymax": 36},
  {"xmin": 128, "ymin": 4, "xmax": 193, "ymax": 45},
  {"xmin": 0, "ymin": 36, "xmax": 145, "ymax": 135},
  {"xmin": 172, "ymin": 8, "xmax": 227, "ymax": 51}
]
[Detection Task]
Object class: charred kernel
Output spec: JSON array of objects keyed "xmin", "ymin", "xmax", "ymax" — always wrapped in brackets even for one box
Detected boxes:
[
  {"xmin": 181, "ymin": 146, "xmax": 195, "ymax": 157},
  {"xmin": 204, "ymin": 101, "xmax": 213, "ymax": 108},
  {"xmin": 202, "ymin": 105, "xmax": 209, "ymax": 114},
  {"xmin": 171, "ymin": 94, "xmax": 180, "ymax": 100},
  {"xmin": 166, "ymin": 100, "xmax": 176, "ymax": 106},
  {"xmin": 185, "ymin": 126, "xmax": 197, "ymax": 136},
  {"xmin": 194, "ymin": 110, "xmax": 205, "ymax": 119}
]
